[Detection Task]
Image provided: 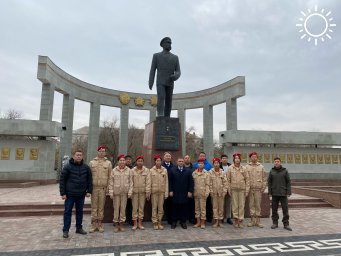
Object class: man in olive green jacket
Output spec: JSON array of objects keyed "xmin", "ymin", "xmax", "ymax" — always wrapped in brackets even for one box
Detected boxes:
[{"xmin": 268, "ymin": 157, "xmax": 292, "ymax": 231}]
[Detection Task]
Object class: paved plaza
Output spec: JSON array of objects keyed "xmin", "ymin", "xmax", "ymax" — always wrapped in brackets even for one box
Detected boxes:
[{"xmin": 0, "ymin": 185, "xmax": 340, "ymax": 255}]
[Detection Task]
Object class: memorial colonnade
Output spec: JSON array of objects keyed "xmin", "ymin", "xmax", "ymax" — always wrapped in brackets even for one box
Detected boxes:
[{"xmin": 37, "ymin": 56, "xmax": 245, "ymax": 162}]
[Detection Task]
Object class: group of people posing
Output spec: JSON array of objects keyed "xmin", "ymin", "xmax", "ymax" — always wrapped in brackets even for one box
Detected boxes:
[{"xmin": 59, "ymin": 147, "xmax": 292, "ymax": 238}]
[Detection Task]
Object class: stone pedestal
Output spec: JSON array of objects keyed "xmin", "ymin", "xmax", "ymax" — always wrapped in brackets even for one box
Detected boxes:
[
  {"xmin": 244, "ymin": 193, "xmax": 271, "ymax": 218},
  {"xmin": 142, "ymin": 117, "xmax": 182, "ymax": 168},
  {"xmin": 103, "ymin": 193, "xmax": 270, "ymax": 223},
  {"xmin": 103, "ymin": 196, "xmax": 153, "ymax": 223}
]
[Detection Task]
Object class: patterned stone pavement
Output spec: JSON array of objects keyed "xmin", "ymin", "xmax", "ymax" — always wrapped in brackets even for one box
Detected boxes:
[
  {"xmin": 0, "ymin": 208, "xmax": 340, "ymax": 255},
  {"xmin": 0, "ymin": 185, "xmax": 340, "ymax": 255}
]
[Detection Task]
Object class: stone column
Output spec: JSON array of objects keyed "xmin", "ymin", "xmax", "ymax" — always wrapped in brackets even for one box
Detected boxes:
[
  {"xmin": 119, "ymin": 105, "xmax": 129, "ymax": 154},
  {"xmin": 178, "ymin": 108, "xmax": 186, "ymax": 155},
  {"xmin": 39, "ymin": 83, "xmax": 55, "ymax": 121},
  {"xmin": 60, "ymin": 94, "xmax": 74, "ymax": 161},
  {"xmin": 87, "ymin": 102, "xmax": 101, "ymax": 162},
  {"xmin": 203, "ymin": 105, "xmax": 213, "ymax": 161},
  {"xmin": 149, "ymin": 108, "xmax": 156, "ymax": 123},
  {"xmin": 224, "ymin": 98, "xmax": 237, "ymax": 156},
  {"xmin": 226, "ymin": 98, "xmax": 237, "ymax": 130}
]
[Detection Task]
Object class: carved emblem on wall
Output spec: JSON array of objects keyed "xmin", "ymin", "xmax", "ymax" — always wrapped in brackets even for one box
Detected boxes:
[
  {"xmin": 29, "ymin": 148, "xmax": 39, "ymax": 160},
  {"xmin": 272, "ymin": 154, "xmax": 278, "ymax": 162},
  {"xmin": 1, "ymin": 147, "xmax": 10, "ymax": 160},
  {"xmin": 264, "ymin": 153, "xmax": 271, "ymax": 163},
  {"xmin": 134, "ymin": 97, "xmax": 145, "ymax": 107},
  {"xmin": 324, "ymin": 154, "xmax": 331, "ymax": 164},
  {"xmin": 119, "ymin": 93, "xmax": 130, "ymax": 105},
  {"xmin": 241, "ymin": 153, "xmax": 247, "ymax": 163},
  {"xmin": 302, "ymin": 154, "xmax": 308, "ymax": 164},
  {"xmin": 257, "ymin": 154, "xmax": 263, "ymax": 163},
  {"xmin": 279, "ymin": 154, "xmax": 286, "ymax": 163},
  {"xmin": 287, "ymin": 154, "xmax": 293, "ymax": 164},
  {"xmin": 309, "ymin": 154, "xmax": 316, "ymax": 164},
  {"xmin": 317, "ymin": 154, "xmax": 324, "ymax": 164},
  {"xmin": 150, "ymin": 96, "xmax": 157, "ymax": 107},
  {"xmin": 294, "ymin": 154, "xmax": 301, "ymax": 164},
  {"xmin": 332, "ymin": 155, "xmax": 339, "ymax": 164},
  {"xmin": 16, "ymin": 148, "xmax": 25, "ymax": 160}
]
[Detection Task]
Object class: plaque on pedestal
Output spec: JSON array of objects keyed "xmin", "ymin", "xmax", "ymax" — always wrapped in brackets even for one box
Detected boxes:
[
  {"xmin": 155, "ymin": 117, "xmax": 180, "ymax": 150},
  {"xmin": 143, "ymin": 116, "xmax": 182, "ymax": 169}
]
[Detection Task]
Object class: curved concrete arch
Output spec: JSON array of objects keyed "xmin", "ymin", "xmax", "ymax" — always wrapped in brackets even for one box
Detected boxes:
[
  {"xmin": 37, "ymin": 55, "xmax": 245, "ymax": 162},
  {"xmin": 37, "ymin": 56, "xmax": 245, "ymax": 110}
]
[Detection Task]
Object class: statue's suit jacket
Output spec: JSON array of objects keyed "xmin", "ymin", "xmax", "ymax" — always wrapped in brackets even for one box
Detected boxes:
[{"xmin": 149, "ymin": 51, "xmax": 181, "ymax": 87}]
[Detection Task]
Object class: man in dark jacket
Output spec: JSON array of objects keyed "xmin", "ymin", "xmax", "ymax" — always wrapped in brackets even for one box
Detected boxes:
[
  {"xmin": 184, "ymin": 155, "xmax": 195, "ymax": 224},
  {"xmin": 59, "ymin": 149, "xmax": 92, "ymax": 238},
  {"xmin": 162, "ymin": 152, "xmax": 174, "ymax": 225},
  {"xmin": 268, "ymin": 157, "xmax": 292, "ymax": 231},
  {"xmin": 169, "ymin": 157, "xmax": 194, "ymax": 229},
  {"xmin": 125, "ymin": 154, "xmax": 134, "ymax": 226},
  {"xmin": 220, "ymin": 154, "xmax": 233, "ymax": 225}
]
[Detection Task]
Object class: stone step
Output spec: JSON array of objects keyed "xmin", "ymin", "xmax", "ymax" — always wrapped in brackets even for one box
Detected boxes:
[
  {"xmin": 287, "ymin": 202, "xmax": 333, "ymax": 208},
  {"xmin": 291, "ymin": 180, "xmax": 341, "ymax": 186},
  {"xmin": 270, "ymin": 196, "xmax": 333, "ymax": 208},
  {"xmin": 0, "ymin": 203, "xmax": 91, "ymax": 210},
  {"xmin": 0, "ymin": 182, "xmax": 41, "ymax": 188},
  {"xmin": 287, "ymin": 198, "xmax": 324, "ymax": 203},
  {"xmin": 271, "ymin": 201, "xmax": 333, "ymax": 208},
  {"xmin": 292, "ymin": 183, "xmax": 341, "ymax": 187},
  {"xmin": 0, "ymin": 207, "xmax": 91, "ymax": 217}
]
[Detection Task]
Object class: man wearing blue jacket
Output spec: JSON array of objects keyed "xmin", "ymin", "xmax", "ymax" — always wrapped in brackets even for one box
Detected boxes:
[
  {"xmin": 193, "ymin": 152, "xmax": 213, "ymax": 170},
  {"xmin": 60, "ymin": 149, "xmax": 92, "ymax": 238}
]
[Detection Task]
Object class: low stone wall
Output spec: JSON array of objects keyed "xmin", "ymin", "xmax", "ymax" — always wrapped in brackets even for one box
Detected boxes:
[
  {"xmin": 0, "ymin": 139, "xmax": 57, "ymax": 181},
  {"xmin": 223, "ymin": 146, "xmax": 341, "ymax": 180}
]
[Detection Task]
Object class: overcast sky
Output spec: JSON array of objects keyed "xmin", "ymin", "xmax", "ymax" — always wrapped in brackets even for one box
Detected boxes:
[{"xmin": 0, "ymin": 0, "xmax": 340, "ymax": 141}]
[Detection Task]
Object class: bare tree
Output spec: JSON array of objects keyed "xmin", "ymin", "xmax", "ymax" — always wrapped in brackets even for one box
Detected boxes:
[
  {"xmin": 185, "ymin": 126, "xmax": 203, "ymax": 160},
  {"xmin": 0, "ymin": 109, "xmax": 23, "ymax": 119},
  {"xmin": 98, "ymin": 117, "xmax": 119, "ymax": 162},
  {"xmin": 213, "ymin": 141, "xmax": 224, "ymax": 157},
  {"xmin": 72, "ymin": 135, "xmax": 88, "ymax": 157},
  {"xmin": 127, "ymin": 124, "xmax": 144, "ymax": 158},
  {"xmin": 72, "ymin": 118, "xmax": 215, "ymax": 165}
]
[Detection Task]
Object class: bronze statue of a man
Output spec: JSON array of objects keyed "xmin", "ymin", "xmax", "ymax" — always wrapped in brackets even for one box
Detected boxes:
[{"xmin": 149, "ymin": 37, "xmax": 181, "ymax": 117}]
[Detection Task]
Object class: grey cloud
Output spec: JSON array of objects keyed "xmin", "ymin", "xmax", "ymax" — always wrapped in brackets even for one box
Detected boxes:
[{"xmin": 0, "ymin": 0, "xmax": 339, "ymax": 138}]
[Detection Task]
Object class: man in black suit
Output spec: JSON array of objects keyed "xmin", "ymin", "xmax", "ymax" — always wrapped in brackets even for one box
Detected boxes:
[
  {"xmin": 184, "ymin": 155, "xmax": 195, "ymax": 224},
  {"xmin": 162, "ymin": 152, "xmax": 174, "ymax": 225},
  {"xmin": 149, "ymin": 37, "xmax": 181, "ymax": 117},
  {"xmin": 169, "ymin": 157, "xmax": 194, "ymax": 229}
]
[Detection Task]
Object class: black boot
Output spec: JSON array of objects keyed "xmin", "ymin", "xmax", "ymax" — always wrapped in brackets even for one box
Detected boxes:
[
  {"xmin": 271, "ymin": 222, "xmax": 278, "ymax": 229},
  {"xmin": 76, "ymin": 228, "xmax": 87, "ymax": 235},
  {"xmin": 63, "ymin": 231, "xmax": 69, "ymax": 238},
  {"xmin": 284, "ymin": 224, "xmax": 292, "ymax": 231},
  {"xmin": 226, "ymin": 218, "xmax": 233, "ymax": 225}
]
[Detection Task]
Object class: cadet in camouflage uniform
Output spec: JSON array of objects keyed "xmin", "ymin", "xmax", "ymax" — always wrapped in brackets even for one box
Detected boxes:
[
  {"xmin": 150, "ymin": 154, "xmax": 168, "ymax": 230},
  {"xmin": 108, "ymin": 154, "xmax": 133, "ymax": 232},
  {"xmin": 208, "ymin": 157, "xmax": 227, "ymax": 228},
  {"xmin": 131, "ymin": 155, "xmax": 151, "ymax": 230},
  {"xmin": 89, "ymin": 145, "xmax": 112, "ymax": 233},
  {"xmin": 192, "ymin": 158, "xmax": 210, "ymax": 229},
  {"xmin": 245, "ymin": 152, "xmax": 267, "ymax": 228},
  {"xmin": 227, "ymin": 153, "xmax": 250, "ymax": 228}
]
